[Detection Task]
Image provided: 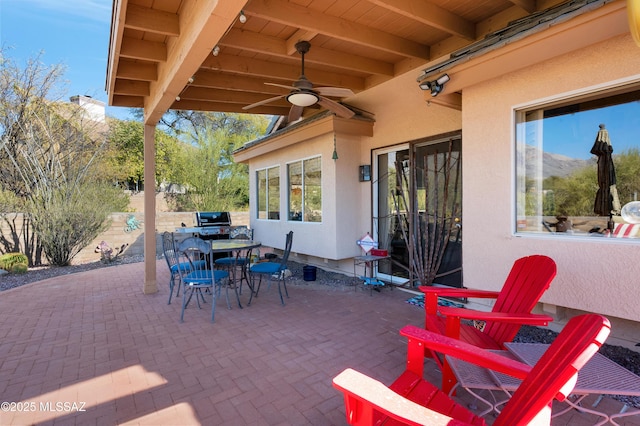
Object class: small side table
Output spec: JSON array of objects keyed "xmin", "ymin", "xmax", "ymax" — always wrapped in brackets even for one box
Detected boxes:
[{"xmin": 353, "ymin": 254, "xmax": 391, "ymax": 294}]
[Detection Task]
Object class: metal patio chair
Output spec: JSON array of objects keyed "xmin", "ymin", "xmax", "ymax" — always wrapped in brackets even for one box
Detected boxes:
[
  {"xmin": 249, "ymin": 230, "xmax": 293, "ymax": 306},
  {"xmin": 177, "ymin": 237, "xmax": 230, "ymax": 323}
]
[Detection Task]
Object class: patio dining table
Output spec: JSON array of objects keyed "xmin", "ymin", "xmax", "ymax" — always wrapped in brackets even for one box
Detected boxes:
[
  {"xmin": 209, "ymin": 239, "xmax": 261, "ymax": 309},
  {"xmin": 446, "ymin": 342, "xmax": 640, "ymax": 425}
]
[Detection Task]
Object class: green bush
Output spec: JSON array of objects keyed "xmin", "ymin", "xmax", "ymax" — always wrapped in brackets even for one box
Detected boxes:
[{"xmin": 0, "ymin": 253, "xmax": 29, "ymax": 273}]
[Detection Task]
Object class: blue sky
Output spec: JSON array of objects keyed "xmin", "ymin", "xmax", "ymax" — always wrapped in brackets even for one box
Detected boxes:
[{"xmin": 1, "ymin": 0, "xmax": 133, "ymax": 120}]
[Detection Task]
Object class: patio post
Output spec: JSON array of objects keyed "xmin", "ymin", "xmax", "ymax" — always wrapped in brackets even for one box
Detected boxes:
[{"xmin": 143, "ymin": 123, "xmax": 158, "ymax": 294}]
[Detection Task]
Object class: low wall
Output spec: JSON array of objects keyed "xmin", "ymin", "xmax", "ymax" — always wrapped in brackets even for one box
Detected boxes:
[{"xmin": 0, "ymin": 211, "xmax": 250, "ymax": 265}]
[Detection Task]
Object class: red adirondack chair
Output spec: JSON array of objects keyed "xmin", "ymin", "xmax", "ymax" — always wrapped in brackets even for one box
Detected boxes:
[
  {"xmin": 333, "ymin": 314, "xmax": 611, "ymax": 426},
  {"xmin": 420, "ymin": 254, "xmax": 557, "ymax": 392}
]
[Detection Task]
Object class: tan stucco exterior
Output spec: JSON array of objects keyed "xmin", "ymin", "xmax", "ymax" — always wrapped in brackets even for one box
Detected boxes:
[
  {"xmin": 462, "ymin": 32, "xmax": 640, "ymax": 323},
  {"xmin": 235, "ymin": 1, "xmax": 640, "ymax": 342}
]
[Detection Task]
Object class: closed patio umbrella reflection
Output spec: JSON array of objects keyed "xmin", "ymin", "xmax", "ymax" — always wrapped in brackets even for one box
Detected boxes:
[{"xmin": 590, "ymin": 124, "xmax": 621, "ymax": 231}]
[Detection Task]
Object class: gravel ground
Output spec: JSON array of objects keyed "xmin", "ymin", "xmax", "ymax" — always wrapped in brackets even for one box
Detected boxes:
[{"xmin": 2, "ymin": 255, "xmax": 639, "ymax": 408}]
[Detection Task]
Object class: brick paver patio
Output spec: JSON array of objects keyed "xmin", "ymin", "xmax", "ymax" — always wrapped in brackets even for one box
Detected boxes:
[{"xmin": 0, "ymin": 260, "xmax": 637, "ymax": 425}]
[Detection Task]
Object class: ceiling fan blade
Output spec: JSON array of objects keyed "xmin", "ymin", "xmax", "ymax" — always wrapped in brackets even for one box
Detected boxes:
[
  {"xmin": 318, "ymin": 97, "xmax": 355, "ymax": 119},
  {"xmin": 315, "ymin": 87, "xmax": 354, "ymax": 98},
  {"xmin": 288, "ymin": 105, "xmax": 304, "ymax": 123},
  {"xmin": 243, "ymin": 95, "xmax": 286, "ymax": 110},
  {"xmin": 265, "ymin": 82, "xmax": 296, "ymax": 90}
]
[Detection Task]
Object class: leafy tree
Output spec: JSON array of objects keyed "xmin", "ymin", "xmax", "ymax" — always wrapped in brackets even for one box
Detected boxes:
[
  {"xmin": 0, "ymin": 49, "xmax": 128, "ymax": 266},
  {"xmin": 160, "ymin": 111, "xmax": 270, "ymax": 211},
  {"xmin": 105, "ymin": 119, "xmax": 187, "ymax": 190},
  {"xmin": 541, "ymin": 148, "xmax": 640, "ymax": 217}
]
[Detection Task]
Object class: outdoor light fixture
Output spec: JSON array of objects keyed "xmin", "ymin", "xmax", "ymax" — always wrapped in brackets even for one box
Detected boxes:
[
  {"xmin": 212, "ymin": 45, "xmax": 220, "ymax": 56},
  {"xmin": 419, "ymin": 73, "xmax": 450, "ymax": 97},
  {"xmin": 239, "ymin": 10, "xmax": 247, "ymax": 23},
  {"xmin": 188, "ymin": 76, "xmax": 194, "ymax": 84},
  {"xmin": 175, "ymin": 96, "xmax": 181, "ymax": 101},
  {"xmin": 287, "ymin": 92, "xmax": 319, "ymax": 107}
]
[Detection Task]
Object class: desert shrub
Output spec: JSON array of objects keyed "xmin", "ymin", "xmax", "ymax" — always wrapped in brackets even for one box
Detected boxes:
[{"xmin": 30, "ymin": 182, "xmax": 129, "ymax": 266}]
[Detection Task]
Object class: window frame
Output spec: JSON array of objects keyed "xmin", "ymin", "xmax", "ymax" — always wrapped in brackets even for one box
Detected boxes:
[
  {"xmin": 256, "ymin": 165, "xmax": 280, "ymax": 221},
  {"xmin": 287, "ymin": 155, "xmax": 322, "ymax": 223},
  {"xmin": 513, "ymin": 79, "xmax": 640, "ymax": 241}
]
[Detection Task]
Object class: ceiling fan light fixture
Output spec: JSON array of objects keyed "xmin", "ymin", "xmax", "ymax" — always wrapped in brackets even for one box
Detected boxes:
[{"xmin": 287, "ymin": 92, "xmax": 319, "ymax": 107}]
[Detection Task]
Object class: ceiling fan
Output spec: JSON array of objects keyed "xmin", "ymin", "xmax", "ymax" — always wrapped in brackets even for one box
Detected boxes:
[{"xmin": 243, "ymin": 41, "xmax": 355, "ymax": 123}]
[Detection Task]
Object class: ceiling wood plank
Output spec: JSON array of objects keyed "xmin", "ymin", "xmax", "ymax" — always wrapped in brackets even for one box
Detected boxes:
[
  {"xmin": 124, "ymin": 4, "xmax": 180, "ymax": 36},
  {"xmin": 245, "ymin": 0, "xmax": 430, "ymax": 59},
  {"xmin": 117, "ymin": 60, "xmax": 158, "ymax": 81},
  {"xmin": 120, "ymin": 37, "xmax": 167, "ymax": 62},
  {"xmin": 368, "ymin": 0, "xmax": 476, "ymax": 40},
  {"xmin": 200, "ymin": 55, "xmax": 366, "ymax": 90},
  {"xmin": 222, "ymin": 28, "xmax": 394, "ymax": 76}
]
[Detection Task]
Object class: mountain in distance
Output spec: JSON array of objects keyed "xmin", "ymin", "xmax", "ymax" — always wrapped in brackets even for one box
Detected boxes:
[{"xmin": 524, "ymin": 144, "xmax": 593, "ymax": 179}]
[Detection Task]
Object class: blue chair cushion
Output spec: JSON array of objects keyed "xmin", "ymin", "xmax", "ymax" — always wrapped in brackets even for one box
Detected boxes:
[
  {"xmin": 171, "ymin": 260, "xmax": 206, "ymax": 273},
  {"xmin": 250, "ymin": 262, "xmax": 281, "ymax": 274},
  {"xmin": 215, "ymin": 257, "xmax": 249, "ymax": 265},
  {"xmin": 183, "ymin": 269, "xmax": 229, "ymax": 286}
]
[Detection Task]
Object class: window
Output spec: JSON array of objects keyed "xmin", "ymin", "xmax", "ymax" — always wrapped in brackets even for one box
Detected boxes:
[
  {"xmin": 515, "ymin": 86, "xmax": 640, "ymax": 239},
  {"xmin": 257, "ymin": 166, "xmax": 280, "ymax": 220},
  {"xmin": 288, "ymin": 157, "xmax": 322, "ymax": 222}
]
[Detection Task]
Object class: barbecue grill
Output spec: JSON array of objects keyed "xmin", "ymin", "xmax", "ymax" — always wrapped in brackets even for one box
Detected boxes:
[{"xmin": 175, "ymin": 212, "xmax": 232, "ymax": 239}]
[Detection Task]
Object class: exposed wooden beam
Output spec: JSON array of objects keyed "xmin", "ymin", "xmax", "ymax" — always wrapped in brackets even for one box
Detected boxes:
[
  {"xmin": 170, "ymin": 99, "xmax": 291, "ymax": 116},
  {"xmin": 368, "ymin": 0, "xmax": 476, "ymax": 40},
  {"xmin": 222, "ymin": 29, "xmax": 394, "ymax": 76},
  {"xmin": 191, "ymin": 70, "xmax": 287, "ymax": 94},
  {"xmin": 181, "ymin": 86, "xmax": 290, "ymax": 107},
  {"xmin": 286, "ymin": 30, "xmax": 319, "ymax": 55},
  {"xmin": 124, "ymin": 4, "xmax": 180, "ymax": 36},
  {"xmin": 508, "ymin": 0, "xmax": 537, "ymax": 14},
  {"xmin": 120, "ymin": 37, "xmax": 167, "ymax": 62},
  {"xmin": 114, "ymin": 79, "xmax": 150, "ymax": 96},
  {"xmin": 245, "ymin": 0, "xmax": 430, "ymax": 59},
  {"xmin": 117, "ymin": 60, "xmax": 157, "ymax": 81},
  {"xmin": 111, "ymin": 94, "xmax": 144, "ymax": 108},
  {"xmin": 144, "ymin": 0, "xmax": 248, "ymax": 124},
  {"xmin": 200, "ymin": 55, "xmax": 366, "ymax": 90}
]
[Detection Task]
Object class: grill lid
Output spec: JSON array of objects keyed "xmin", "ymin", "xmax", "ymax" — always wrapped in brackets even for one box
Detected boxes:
[{"xmin": 195, "ymin": 212, "xmax": 231, "ymax": 227}]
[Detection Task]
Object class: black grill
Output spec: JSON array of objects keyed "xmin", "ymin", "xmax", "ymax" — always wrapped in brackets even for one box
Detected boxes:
[{"xmin": 193, "ymin": 212, "xmax": 232, "ymax": 239}]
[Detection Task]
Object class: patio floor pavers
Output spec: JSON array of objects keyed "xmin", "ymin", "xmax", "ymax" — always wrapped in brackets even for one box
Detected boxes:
[{"xmin": 0, "ymin": 260, "xmax": 638, "ymax": 425}]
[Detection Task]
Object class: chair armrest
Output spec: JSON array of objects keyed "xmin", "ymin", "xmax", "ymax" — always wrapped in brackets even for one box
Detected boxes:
[
  {"xmin": 419, "ymin": 286, "xmax": 501, "ymax": 315},
  {"xmin": 400, "ymin": 325, "xmax": 531, "ymax": 380},
  {"xmin": 419, "ymin": 286, "xmax": 502, "ymax": 299},
  {"xmin": 439, "ymin": 306, "xmax": 553, "ymax": 326},
  {"xmin": 332, "ymin": 368, "xmax": 472, "ymax": 426}
]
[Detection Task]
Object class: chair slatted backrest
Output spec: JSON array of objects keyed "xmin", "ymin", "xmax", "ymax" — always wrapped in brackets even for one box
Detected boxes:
[
  {"xmin": 177, "ymin": 237, "xmax": 212, "ymax": 275},
  {"xmin": 494, "ymin": 314, "xmax": 610, "ymax": 426},
  {"xmin": 483, "ymin": 255, "xmax": 557, "ymax": 345},
  {"xmin": 278, "ymin": 231, "xmax": 294, "ymax": 272},
  {"xmin": 162, "ymin": 231, "xmax": 178, "ymax": 270}
]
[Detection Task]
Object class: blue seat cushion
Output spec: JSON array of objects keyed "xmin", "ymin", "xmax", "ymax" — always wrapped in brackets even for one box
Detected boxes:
[
  {"xmin": 171, "ymin": 260, "xmax": 206, "ymax": 273},
  {"xmin": 250, "ymin": 262, "xmax": 281, "ymax": 274},
  {"xmin": 183, "ymin": 269, "xmax": 229, "ymax": 285},
  {"xmin": 215, "ymin": 257, "xmax": 249, "ymax": 265}
]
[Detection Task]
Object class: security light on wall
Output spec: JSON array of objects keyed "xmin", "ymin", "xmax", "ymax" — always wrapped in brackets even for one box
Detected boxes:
[{"xmin": 419, "ymin": 73, "xmax": 450, "ymax": 97}]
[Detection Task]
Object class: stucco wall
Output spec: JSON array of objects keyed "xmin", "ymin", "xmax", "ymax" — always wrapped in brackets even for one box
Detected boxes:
[{"xmin": 462, "ymin": 33, "xmax": 640, "ymax": 322}]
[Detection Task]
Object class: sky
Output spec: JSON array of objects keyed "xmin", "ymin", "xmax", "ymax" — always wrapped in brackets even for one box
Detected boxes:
[{"xmin": 0, "ymin": 0, "xmax": 132, "ymax": 120}]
